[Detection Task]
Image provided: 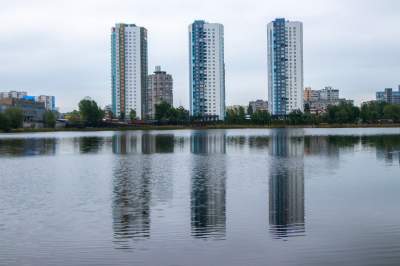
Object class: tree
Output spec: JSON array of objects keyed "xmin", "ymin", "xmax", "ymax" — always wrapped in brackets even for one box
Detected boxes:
[
  {"xmin": 325, "ymin": 102, "xmax": 360, "ymax": 124},
  {"xmin": 360, "ymin": 101, "xmax": 386, "ymax": 123},
  {"xmin": 155, "ymin": 101, "xmax": 173, "ymax": 121},
  {"xmin": 0, "ymin": 112, "xmax": 10, "ymax": 131},
  {"xmin": 64, "ymin": 110, "xmax": 82, "ymax": 127},
  {"xmin": 78, "ymin": 99, "xmax": 104, "ymax": 126},
  {"xmin": 251, "ymin": 110, "xmax": 271, "ymax": 125},
  {"xmin": 43, "ymin": 111, "xmax": 56, "ymax": 128},
  {"xmin": 383, "ymin": 104, "xmax": 400, "ymax": 122},
  {"xmin": 176, "ymin": 106, "xmax": 190, "ymax": 123},
  {"xmin": 5, "ymin": 108, "xmax": 24, "ymax": 129},
  {"xmin": 129, "ymin": 109, "xmax": 137, "ymax": 121},
  {"xmin": 238, "ymin": 106, "xmax": 246, "ymax": 123},
  {"xmin": 225, "ymin": 106, "xmax": 247, "ymax": 124},
  {"xmin": 288, "ymin": 110, "xmax": 304, "ymax": 125},
  {"xmin": 247, "ymin": 105, "xmax": 254, "ymax": 116}
]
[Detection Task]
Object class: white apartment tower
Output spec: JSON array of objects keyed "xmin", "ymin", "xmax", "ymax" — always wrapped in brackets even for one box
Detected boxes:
[
  {"xmin": 111, "ymin": 23, "xmax": 148, "ymax": 120},
  {"xmin": 267, "ymin": 18, "xmax": 304, "ymax": 116},
  {"xmin": 189, "ymin": 20, "xmax": 225, "ymax": 120}
]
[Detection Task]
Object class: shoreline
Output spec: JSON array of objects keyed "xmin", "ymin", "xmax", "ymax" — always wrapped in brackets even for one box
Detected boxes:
[{"xmin": 1, "ymin": 123, "xmax": 400, "ymax": 134}]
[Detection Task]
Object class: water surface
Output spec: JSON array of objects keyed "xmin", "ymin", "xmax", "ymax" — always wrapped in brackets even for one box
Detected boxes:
[{"xmin": 0, "ymin": 128, "xmax": 399, "ymax": 266}]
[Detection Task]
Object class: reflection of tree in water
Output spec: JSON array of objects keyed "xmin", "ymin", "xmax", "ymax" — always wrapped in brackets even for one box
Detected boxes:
[
  {"xmin": 248, "ymin": 136, "xmax": 270, "ymax": 149},
  {"xmin": 78, "ymin": 137, "xmax": 103, "ymax": 153},
  {"xmin": 269, "ymin": 130, "xmax": 305, "ymax": 239},
  {"xmin": 112, "ymin": 157, "xmax": 152, "ymax": 249},
  {"xmin": 142, "ymin": 134, "xmax": 174, "ymax": 154},
  {"xmin": 362, "ymin": 135, "xmax": 400, "ymax": 165},
  {"xmin": 226, "ymin": 135, "xmax": 246, "ymax": 148},
  {"xmin": 0, "ymin": 138, "xmax": 56, "ymax": 156},
  {"xmin": 304, "ymin": 135, "xmax": 360, "ymax": 157},
  {"xmin": 190, "ymin": 132, "xmax": 226, "ymax": 239}
]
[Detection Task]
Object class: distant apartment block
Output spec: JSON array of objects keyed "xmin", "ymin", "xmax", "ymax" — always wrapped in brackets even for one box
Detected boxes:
[
  {"xmin": 304, "ymin": 86, "xmax": 350, "ymax": 114},
  {"xmin": 111, "ymin": 23, "xmax": 148, "ymax": 120},
  {"xmin": 267, "ymin": 18, "xmax": 304, "ymax": 115},
  {"xmin": 36, "ymin": 95, "xmax": 56, "ymax": 111},
  {"xmin": 319, "ymin": 86, "xmax": 339, "ymax": 101},
  {"xmin": 304, "ymin": 87, "xmax": 319, "ymax": 102},
  {"xmin": 249, "ymin": 100, "xmax": 268, "ymax": 113},
  {"xmin": 376, "ymin": 86, "xmax": 400, "ymax": 105},
  {"xmin": 146, "ymin": 66, "xmax": 173, "ymax": 119},
  {"xmin": 0, "ymin": 98, "xmax": 46, "ymax": 124},
  {"xmin": 189, "ymin": 20, "xmax": 225, "ymax": 121},
  {"xmin": 0, "ymin": 90, "xmax": 27, "ymax": 99},
  {"xmin": 0, "ymin": 91, "xmax": 56, "ymax": 112}
]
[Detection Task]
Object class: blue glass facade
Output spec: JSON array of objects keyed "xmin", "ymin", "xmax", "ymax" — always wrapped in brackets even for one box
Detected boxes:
[
  {"xmin": 111, "ymin": 30, "xmax": 117, "ymax": 115},
  {"xmin": 190, "ymin": 21, "xmax": 207, "ymax": 117},
  {"xmin": 270, "ymin": 18, "xmax": 288, "ymax": 116}
]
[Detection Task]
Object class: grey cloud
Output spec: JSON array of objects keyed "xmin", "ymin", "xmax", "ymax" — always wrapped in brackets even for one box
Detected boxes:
[{"xmin": 0, "ymin": 0, "xmax": 399, "ymax": 111}]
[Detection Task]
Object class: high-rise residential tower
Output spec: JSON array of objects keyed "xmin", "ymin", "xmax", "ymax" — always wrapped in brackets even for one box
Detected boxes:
[
  {"xmin": 189, "ymin": 20, "xmax": 225, "ymax": 120},
  {"xmin": 111, "ymin": 23, "xmax": 148, "ymax": 120},
  {"xmin": 267, "ymin": 18, "xmax": 304, "ymax": 116},
  {"xmin": 146, "ymin": 66, "xmax": 173, "ymax": 119}
]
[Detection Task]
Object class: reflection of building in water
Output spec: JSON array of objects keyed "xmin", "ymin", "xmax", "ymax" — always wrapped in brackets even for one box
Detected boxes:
[
  {"xmin": 269, "ymin": 129, "xmax": 305, "ymax": 239},
  {"xmin": 112, "ymin": 156, "xmax": 152, "ymax": 249},
  {"xmin": 0, "ymin": 138, "xmax": 56, "ymax": 156},
  {"xmin": 112, "ymin": 134, "xmax": 140, "ymax": 154},
  {"xmin": 190, "ymin": 131, "xmax": 226, "ymax": 154},
  {"xmin": 190, "ymin": 132, "xmax": 226, "ymax": 239},
  {"xmin": 112, "ymin": 133, "xmax": 175, "ymax": 154}
]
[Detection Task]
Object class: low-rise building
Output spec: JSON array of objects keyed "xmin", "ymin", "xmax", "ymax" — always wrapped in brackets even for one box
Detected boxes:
[
  {"xmin": 36, "ymin": 95, "xmax": 56, "ymax": 111},
  {"xmin": 0, "ymin": 91, "xmax": 56, "ymax": 111},
  {"xmin": 304, "ymin": 87, "xmax": 319, "ymax": 102},
  {"xmin": 304, "ymin": 86, "xmax": 350, "ymax": 114},
  {"xmin": 376, "ymin": 86, "xmax": 400, "ymax": 104},
  {"xmin": 319, "ymin": 87, "xmax": 339, "ymax": 101},
  {"xmin": 0, "ymin": 98, "xmax": 46, "ymax": 127},
  {"xmin": 249, "ymin": 100, "xmax": 268, "ymax": 113},
  {"xmin": 0, "ymin": 90, "xmax": 27, "ymax": 99}
]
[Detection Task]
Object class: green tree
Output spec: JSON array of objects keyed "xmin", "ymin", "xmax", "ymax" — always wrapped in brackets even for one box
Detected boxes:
[
  {"xmin": 176, "ymin": 106, "xmax": 190, "ymax": 123},
  {"xmin": 238, "ymin": 106, "xmax": 246, "ymax": 123},
  {"xmin": 43, "ymin": 111, "xmax": 56, "ymax": 128},
  {"xmin": 225, "ymin": 106, "xmax": 247, "ymax": 124},
  {"xmin": 288, "ymin": 110, "xmax": 304, "ymax": 125},
  {"xmin": 64, "ymin": 110, "xmax": 82, "ymax": 127},
  {"xmin": 251, "ymin": 110, "xmax": 271, "ymax": 125},
  {"xmin": 5, "ymin": 108, "xmax": 24, "ymax": 129},
  {"xmin": 383, "ymin": 104, "xmax": 400, "ymax": 122},
  {"xmin": 155, "ymin": 101, "xmax": 172, "ymax": 121},
  {"xmin": 247, "ymin": 105, "xmax": 254, "ymax": 116},
  {"xmin": 129, "ymin": 109, "xmax": 137, "ymax": 121},
  {"xmin": 78, "ymin": 99, "xmax": 104, "ymax": 126},
  {"xmin": 325, "ymin": 102, "xmax": 360, "ymax": 124},
  {"xmin": 0, "ymin": 112, "xmax": 10, "ymax": 131},
  {"xmin": 360, "ymin": 101, "xmax": 386, "ymax": 123}
]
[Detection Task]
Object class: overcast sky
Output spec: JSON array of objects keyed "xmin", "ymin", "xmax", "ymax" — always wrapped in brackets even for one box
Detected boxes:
[{"xmin": 1, "ymin": 0, "xmax": 399, "ymax": 112}]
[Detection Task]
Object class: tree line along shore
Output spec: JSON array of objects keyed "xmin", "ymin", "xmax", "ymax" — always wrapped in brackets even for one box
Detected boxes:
[{"xmin": 1, "ymin": 98, "xmax": 400, "ymax": 133}]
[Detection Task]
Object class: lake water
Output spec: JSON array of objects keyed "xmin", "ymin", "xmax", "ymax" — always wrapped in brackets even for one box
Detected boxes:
[{"xmin": 0, "ymin": 128, "xmax": 400, "ymax": 266}]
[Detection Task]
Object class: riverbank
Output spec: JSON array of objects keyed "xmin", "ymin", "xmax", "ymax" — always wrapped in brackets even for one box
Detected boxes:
[{"xmin": 1, "ymin": 123, "xmax": 400, "ymax": 134}]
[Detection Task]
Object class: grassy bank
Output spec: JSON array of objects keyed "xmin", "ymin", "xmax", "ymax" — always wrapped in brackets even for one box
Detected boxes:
[{"xmin": 1, "ymin": 123, "xmax": 400, "ymax": 134}]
